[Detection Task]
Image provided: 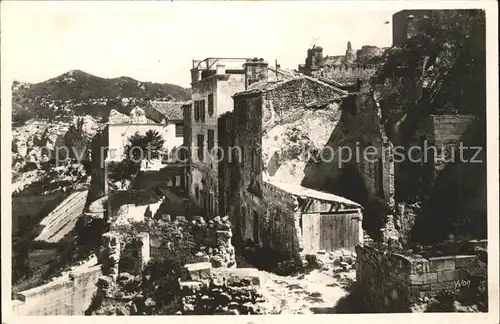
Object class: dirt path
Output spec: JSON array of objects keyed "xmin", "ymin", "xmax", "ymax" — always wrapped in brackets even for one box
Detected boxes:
[{"xmin": 257, "ymin": 268, "xmax": 356, "ymax": 314}]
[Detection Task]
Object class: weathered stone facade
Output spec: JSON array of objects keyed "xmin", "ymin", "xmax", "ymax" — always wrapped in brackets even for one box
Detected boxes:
[
  {"xmin": 228, "ymin": 75, "xmax": 348, "ymax": 249},
  {"xmin": 85, "ymin": 125, "xmax": 109, "ymax": 210},
  {"xmin": 301, "ymin": 85, "xmax": 395, "ymax": 210},
  {"xmin": 186, "ymin": 58, "xmax": 247, "ymax": 218},
  {"xmin": 260, "ymin": 181, "xmax": 303, "ymax": 257},
  {"xmin": 356, "ymin": 243, "xmax": 487, "ymax": 312}
]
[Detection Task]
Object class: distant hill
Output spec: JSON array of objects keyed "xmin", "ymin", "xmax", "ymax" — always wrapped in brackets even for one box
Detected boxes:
[{"xmin": 12, "ymin": 70, "xmax": 191, "ymax": 124}]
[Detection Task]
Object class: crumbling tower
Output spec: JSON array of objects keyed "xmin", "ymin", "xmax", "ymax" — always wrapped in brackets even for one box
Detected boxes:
[{"xmin": 345, "ymin": 41, "xmax": 357, "ymax": 64}]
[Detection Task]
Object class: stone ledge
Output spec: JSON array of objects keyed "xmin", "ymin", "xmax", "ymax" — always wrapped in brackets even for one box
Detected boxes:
[
  {"xmin": 356, "ymin": 242, "xmax": 487, "ymax": 312},
  {"xmin": 410, "ymin": 272, "xmax": 438, "ymax": 285},
  {"xmin": 428, "ymin": 256, "xmax": 456, "ymax": 272},
  {"xmin": 212, "ymin": 268, "xmax": 261, "ymax": 286}
]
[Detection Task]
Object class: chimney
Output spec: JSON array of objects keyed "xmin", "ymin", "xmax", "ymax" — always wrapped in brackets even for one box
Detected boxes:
[{"xmin": 243, "ymin": 58, "xmax": 269, "ymax": 89}]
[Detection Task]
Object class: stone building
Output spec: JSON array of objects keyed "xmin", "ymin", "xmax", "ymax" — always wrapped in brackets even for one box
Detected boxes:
[
  {"xmin": 300, "ymin": 76, "xmax": 476, "ymax": 238},
  {"xmin": 184, "ymin": 58, "xmax": 248, "ymax": 218},
  {"xmin": 297, "ymin": 41, "xmax": 388, "ymax": 84},
  {"xmin": 85, "ymin": 103, "xmax": 190, "ymax": 215},
  {"xmin": 300, "ymin": 80, "xmax": 396, "ymax": 219},
  {"xmin": 107, "ymin": 101, "xmax": 189, "ymax": 163},
  {"xmin": 184, "ymin": 57, "xmax": 290, "ymax": 218},
  {"xmin": 261, "ymin": 178, "xmax": 363, "ymax": 258},
  {"xmin": 225, "ymin": 68, "xmax": 364, "ymax": 255}
]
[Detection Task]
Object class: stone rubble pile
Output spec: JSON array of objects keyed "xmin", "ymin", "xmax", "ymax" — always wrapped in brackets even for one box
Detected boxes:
[
  {"xmin": 179, "ymin": 263, "xmax": 266, "ymax": 315},
  {"xmin": 92, "ymin": 272, "xmax": 148, "ymax": 315},
  {"xmin": 179, "ymin": 215, "xmax": 236, "ymax": 268}
]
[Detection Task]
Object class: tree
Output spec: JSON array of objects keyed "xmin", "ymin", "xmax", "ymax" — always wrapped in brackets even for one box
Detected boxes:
[
  {"xmin": 124, "ymin": 130, "xmax": 165, "ymax": 162},
  {"xmin": 108, "ymin": 130, "xmax": 165, "ymax": 186},
  {"xmin": 107, "ymin": 159, "xmax": 140, "ymax": 187},
  {"xmin": 64, "ymin": 117, "xmax": 89, "ymax": 161}
]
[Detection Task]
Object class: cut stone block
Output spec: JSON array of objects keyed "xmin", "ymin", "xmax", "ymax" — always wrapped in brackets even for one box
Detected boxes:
[
  {"xmin": 184, "ymin": 262, "xmax": 212, "ymax": 280},
  {"xmin": 428, "ymin": 256, "xmax": 456, "ymax": 272},
  {"xmin": 410, "ymin": 272, "xmax": 438, "ymax": 284},
  {"xmin": 212, "ymin": 267, "xmax": 261, "ymax": 286},
  {"xmin": 179, "ymin": 281, "xmax": 203, "ymax": 295}
]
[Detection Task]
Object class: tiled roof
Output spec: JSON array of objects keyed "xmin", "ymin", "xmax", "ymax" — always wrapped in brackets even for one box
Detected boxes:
[
  {"xmin": 233, "ymin": 75, "xmax": 348, "ymax": 97},
  {"xmin": 148, "ymin": 101, "xmax": 189, "ymax": 121},
  {"xmin": 264, "ymin": 177, "xmax": 361, "ymax": 207},
  {"xmin": 108, "ymin": 109, "xmax": 130, "ymax": 124}
]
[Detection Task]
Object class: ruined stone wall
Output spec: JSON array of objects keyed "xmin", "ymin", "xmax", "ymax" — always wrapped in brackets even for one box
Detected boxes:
[
  {"xmin": 429, "ymin": 115, "xmax": 475, "ymax": 173},
  {"xmin": 301, "ymin": 91, "xmax": 394, "ymax": 206},
  {"xmin": 85, "ymin": 126, "xmax": 109, "ymax": 209},
  {"xmin": 395, "ymin": 114, "xmax": 476, "ymax": 200},
  {"xmin": 12, "ymin": 265, "xmax": 102, "ymax": 315},
  {"xmin": 148, "ymin": 216, "xmax": 236, "ymax": 268},
  {"xmin": 231, "ymin": 95, "xmax": 264, "ymax": 244},
  {"xmin": 312, "ymin": 64, "xmax": 378, "ymax": 84},
  {"xmin": 261, "ymin": 182, "xmax": 303, "ymax": 258},
  {"xmin": 179, "ymin": 264, "xmax": 265, "ymax": 315},
  {"xmin": 356, "ymin": 244, "xmax": 487, "ymax": 312},
  {"xmin": 356, "ymin": 46, "xmax": 387, "ymax": 64}
]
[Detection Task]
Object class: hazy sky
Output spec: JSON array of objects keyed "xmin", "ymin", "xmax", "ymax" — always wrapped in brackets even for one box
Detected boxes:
[{"xmin": 3, "ymin": 1, "xmax": 404, "ymax": 87}]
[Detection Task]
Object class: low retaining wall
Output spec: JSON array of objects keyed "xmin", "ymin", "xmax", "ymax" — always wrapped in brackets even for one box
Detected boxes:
[
  {"xmin": 355, "ymin": 244, "xmax": 487, "ymax": 312},
  {"xmin": 12, "ymin": 265, "xmax": 102, "ymax": 315}
]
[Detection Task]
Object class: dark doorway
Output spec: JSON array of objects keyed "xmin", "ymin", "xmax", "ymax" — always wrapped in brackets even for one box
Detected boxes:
[
  {"xmin": 335, "ymin": 164, "xmax": 369, "ymax": 206},
  {"xmin": 253, "ymin": 210, "xmax": 259, "ymax": 244},
  {"xmin": 201, "ymin": 192, "xmax": 207, "ymax": 218},
  {"xmin": 376, "ymin": 159, "xmax": 384, "ymax": 198}
]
